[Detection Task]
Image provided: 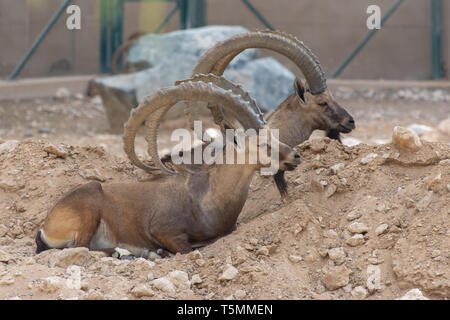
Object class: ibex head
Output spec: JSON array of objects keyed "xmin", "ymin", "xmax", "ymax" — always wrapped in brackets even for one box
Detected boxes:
[{"xmin": 293, "ymin": 79, "xmax": 355, "ymax": 141}]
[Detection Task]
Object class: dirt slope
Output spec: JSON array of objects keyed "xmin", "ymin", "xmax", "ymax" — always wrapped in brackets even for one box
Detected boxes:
[{"xmin": 0, "ymin": 136, "xmax": 448, "ymax": 300}]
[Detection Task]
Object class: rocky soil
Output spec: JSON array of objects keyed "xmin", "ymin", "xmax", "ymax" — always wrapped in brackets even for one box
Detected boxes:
[
  {"xmin": 0, "ymin": 134, "xmax": 448, "ymax": 300},
  {"xmin": 0, "ymin": 91, "xmax": 449, "ymax": 300}
]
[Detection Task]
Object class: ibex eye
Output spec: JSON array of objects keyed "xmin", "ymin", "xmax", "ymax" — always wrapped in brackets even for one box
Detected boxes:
[{"xmin": 318, "ymin": 102, "xmax": 328, "ymax": 107}]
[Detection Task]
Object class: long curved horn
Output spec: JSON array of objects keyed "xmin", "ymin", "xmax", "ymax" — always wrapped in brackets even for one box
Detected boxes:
[
  {"xmin": 123, "ymin": 75, "xmax": 266, "ymax": 174},
  {"xmin": 186, "ymin": 30, "xmax": 327, "ymax": 127},
  {"xmin": 175, "ymin": 73, "xmax": 265, "ymax": 128}
]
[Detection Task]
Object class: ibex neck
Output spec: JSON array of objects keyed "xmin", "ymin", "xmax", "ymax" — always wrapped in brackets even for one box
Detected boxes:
[
  {"xmin": 200, "ymin": 163, "xmax": 257, "ymax": 234},
  {"xmin": 267, "ymin": 95, "xmax": 317, "ymax": 147}
]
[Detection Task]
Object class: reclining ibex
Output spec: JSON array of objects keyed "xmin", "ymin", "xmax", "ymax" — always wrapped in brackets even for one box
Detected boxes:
[
  {"xmin": 182, "ymin": 30, "xmax": 356, "ymax": 194},
  {"xmin": 36, "ymin": 77, "xmax": 300, "ymax": 255}
]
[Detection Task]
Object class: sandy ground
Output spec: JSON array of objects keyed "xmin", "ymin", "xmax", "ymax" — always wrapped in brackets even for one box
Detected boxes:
[{"xmin": 0, "ymin": 92, "xmax": 449, "ymax": 300}]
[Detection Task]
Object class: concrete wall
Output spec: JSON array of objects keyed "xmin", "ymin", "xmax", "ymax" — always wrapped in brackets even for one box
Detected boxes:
[{"xmin": 0, "ymin": 0, "xmax": 448, "ymax": 80}]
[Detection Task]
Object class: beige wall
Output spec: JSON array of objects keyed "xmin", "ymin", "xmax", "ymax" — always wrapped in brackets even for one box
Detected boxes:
[
  {"xmin": 0, "ymin": 0, "xmax": 448, "ymax": 80},
  {"xmin": 0, "ymin": 0, "xmax": 100, "ymax": 77},
  {"xmin": 206, "ymin": 0, "xmax": 449, "ymax": 80}
]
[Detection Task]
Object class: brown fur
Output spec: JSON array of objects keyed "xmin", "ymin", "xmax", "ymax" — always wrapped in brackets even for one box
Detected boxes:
[{"xmin": 37, "ymin": 132, "xmax": 300, "ymax": 255}]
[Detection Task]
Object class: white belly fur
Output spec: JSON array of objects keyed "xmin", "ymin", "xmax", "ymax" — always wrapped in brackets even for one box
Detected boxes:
[
  {"xmin": 89, "ymin": 219, "xmax": 149, "ymax": 256},
  {"xmin": 89, "ymin": 219, "xmax": 116, "ymax": 250}
]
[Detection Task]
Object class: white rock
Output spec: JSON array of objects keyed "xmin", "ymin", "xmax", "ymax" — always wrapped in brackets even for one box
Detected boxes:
[
  {"xmin": 195, "ymin": 258, "xmax": 206, "ymax": 266},
  {"xmin": 80, "ymin": 169, "xmax": 107, "ymax": 182},
  {"xmin": 348, "ymin": 222, "xmax": 369, "ymax": 234},
  {"xmin": 397, "ymin": 288, "xmax": 429, "ymax": 300},
  {"xmin": 0, "ymin": 248, "xmax": 12, "ymax": 263},
  {"xmin": 0, "ymin": 276, "xmax": 15, "ymax": 286},
  {"xmin": 43, "ymin": 143, "xmax": 69, "ymax": 158},
  {"xmin": 322, "ymin": 265, "xmax": 351, "ymax": 290},
  {"xmin": 256, "ymin": 246, "xmax": 269, "ymax": 256},
  {"xmin": 360, "ymin": 153, "xmax": 378, "ymax": 164},
  {"xmin": 39, "ymin": 277, "xmax": 64, "ymax": 293},
  {"xmin": 288, "ymin": 255, "xmax": 303, "ymax": 263},
  {"xmin": 168, "ymin": 270, "xmax": 191, "ymax": 289},
  {"xmin": 234, "ymin": 289, "xmax": 246, "ymax": 299},
  {"xmin": 219, "ymin": 264, "xmax": 239, "ymax": 281},
  {"xmin": 131, "ymin": 284, "xmax": 155, "ymax": 298},
  {"xmin": 75, "ymin": 93, "xmax": 84, "ymax": 100},
  {"xmin": 342, "ymin": 137, "xmax": 361, "ymax": 147},
  {"xmin": 324, "ymin": 229, "xmax": 338, "ymax": 238},
  {"xmin": 49, "ymin": 247, "xmax": 90, "ymax": 268},
  {"xmin": 187, "ymin": 250, "xmax": 202, "ymax": 260},
  {"xmin": 366, "ymin": 265, "xmax": 382, "ymax": 293},
  {"xmin": 375, "ymin": 224, "xmax": 389, "ymax": 236},
  {"xmin": 66, "ymin": 265, "xmax": 82, "ymax": 290},
  {"xmin": 407, "ymin": 124, "xmax": 433, "ymax": 136},
  {"xmin": 55, "ymin": 87, "xmax": 71, "ymax": 99},
  {"xmin": 330, "ymin": 163, "xmax": 345, "ymax": 175},
  {"xmin": 351, "ymin": 286, "xmax": 368, "ymax": 299},
  {"xmin": 0, "ymin": 140, "xmax": 20, "ymax": 154},
  {"xmin": 325, "ymin": 184, "xmax": 337, "ymax": 198},
  {"xmin": 134, "ymin": 258, "xmax": 155, "ymax": 271},
  {"xmin": 191, "ymin": 274, "xmax": 203, "ymax": 284},
  {"xmin": 392, "ymin": 126, "xmax": 422, "ymax": 152},
  {"xmin": 346, "ymin": 210, "xmax": 362, "ymax": 221},
  {"xmin": 346, "ymin": 234, "xmax": 365, "ymax": 247},
  {"xmin": 437, "ymin": 117, "xmax": 450, "ymax": 135},
  {"xmin": 90, "ymin": 95, "xmax": 103, "ymax": 105},
  {"xmin": 151, "ymin": 277, "xmax": 175, "ymax": 295},
  {"xmin": 327, "ymin": 247, "xmax": 346, "ymax": 265}
]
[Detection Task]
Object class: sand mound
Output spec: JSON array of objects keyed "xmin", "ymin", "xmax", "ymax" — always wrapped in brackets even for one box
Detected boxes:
[{"xmin": 0, "ymin": 138, "xmax": 448, "ymax": 300}]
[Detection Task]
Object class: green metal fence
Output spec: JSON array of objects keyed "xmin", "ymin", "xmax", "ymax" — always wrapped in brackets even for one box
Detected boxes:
[{"xmin": 7, "ymin": 0, "xmax": 444, "ymax": 80}]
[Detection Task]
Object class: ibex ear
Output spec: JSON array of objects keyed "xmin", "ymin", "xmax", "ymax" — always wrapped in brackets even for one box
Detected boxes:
[{"xmin": 293, "ymin": 78, "xmax": 306, "ymax": 104}]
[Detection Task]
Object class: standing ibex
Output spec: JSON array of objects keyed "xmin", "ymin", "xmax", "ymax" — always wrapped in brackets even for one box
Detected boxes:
[{"xmin": 36, "ymin": 77, "xmax": 300, "ymax": 255}]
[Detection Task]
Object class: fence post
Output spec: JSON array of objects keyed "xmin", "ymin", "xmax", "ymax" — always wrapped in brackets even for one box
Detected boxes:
[
  {"xmin": 178, "ymin": 0, "xmax": 206, "ymax": 29},
  {"xmin": 431, "ymin": 0, "xmax": 442, "ymax": 79},
  {"xmin": 100, "ymin": 0, "xmax": 124, "ymax": 74}
]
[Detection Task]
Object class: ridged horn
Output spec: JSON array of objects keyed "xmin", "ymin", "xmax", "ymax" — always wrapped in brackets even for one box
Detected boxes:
[
  {"xmin": 175, "ymin": 73, "xmax": 265, "ymax": 128},
  {"xmin": 123, "ymin": 75, "xmax": 266, "ymax": 174},
  {"xmin": 186, "ymin": 30, "xmax": 327, "ymax": 126}
]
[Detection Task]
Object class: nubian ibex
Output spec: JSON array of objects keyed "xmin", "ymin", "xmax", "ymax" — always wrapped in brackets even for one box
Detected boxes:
[
  {"xmin": 179, "ymin": 30, "xmax": 355, "ymax": 194},
  {"xmin": 36, "ymin": 77, "xmax": 300, "ymax": 256}
]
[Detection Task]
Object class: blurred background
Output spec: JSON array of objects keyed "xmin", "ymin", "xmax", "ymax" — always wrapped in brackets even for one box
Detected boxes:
[
  {"xmin": 0, "ymin": 0, "xmax": 448, "ymax": 80},
  {"xmin": 0, "ymin": 0, "xmax": 449, "ymax": 154}
]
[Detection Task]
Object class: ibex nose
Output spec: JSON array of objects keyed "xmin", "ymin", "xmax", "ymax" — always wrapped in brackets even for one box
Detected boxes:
[
  {"xmin": 294, "ymin": 152, "xmax": 301, "ymax": 164},
  {"xmin": 348, "ymin": 117, "xmax": 355, "ymax": 128}
]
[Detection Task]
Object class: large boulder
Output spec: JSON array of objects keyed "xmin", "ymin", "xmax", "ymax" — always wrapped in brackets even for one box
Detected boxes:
[{"xmin": 93, "ymin": 25, "xmax": 295, "ymax": 132}]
